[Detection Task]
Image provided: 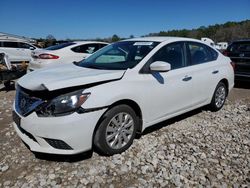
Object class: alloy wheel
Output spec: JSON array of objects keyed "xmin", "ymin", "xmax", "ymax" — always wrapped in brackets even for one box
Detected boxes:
[
  {"xmin": 215, "ymin": 86, "xmax": 226, "ymax": 108},
  {"xmin": 105, "ymin": 112, "xmax": 135, "ymax": 150}
]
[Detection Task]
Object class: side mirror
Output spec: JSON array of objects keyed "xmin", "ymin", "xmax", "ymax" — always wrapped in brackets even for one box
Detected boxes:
[
  {"xmin": 29, "ymin": 47, "xmax": 35, "ymax": 50},
  {"xmin": 150, "ymin": 61, "xmax": 171, "ymax": 72}
]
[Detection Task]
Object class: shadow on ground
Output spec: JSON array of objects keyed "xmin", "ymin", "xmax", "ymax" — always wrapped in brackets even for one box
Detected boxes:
[
  {"xmin": 33, "ymin": 150, "xmax": 93, "ymax": 162},
  {"xmin": 141, "ymin": 107, "xmax": 203, "ymax": 136}
]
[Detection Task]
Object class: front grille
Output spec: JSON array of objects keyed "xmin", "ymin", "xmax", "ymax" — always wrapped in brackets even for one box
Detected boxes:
[
  {"xmin": 44, "ymin": 138, "xmax": 73, "ymax": 150},
  {"xmin": 15, "ymin": 87, "xmax": 43, "ymax": 117}
]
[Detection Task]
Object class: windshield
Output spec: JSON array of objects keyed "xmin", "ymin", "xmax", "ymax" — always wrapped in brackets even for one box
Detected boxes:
[
  {"xmin": 46, "ymin": 42, "xmax": 76, "ymax": 50},
  {"xmin": 77, "ymin": 41, "xmax": 159, "ymax": 70}
]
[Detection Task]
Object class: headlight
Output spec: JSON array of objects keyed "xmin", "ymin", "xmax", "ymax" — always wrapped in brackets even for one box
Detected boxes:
[{"xmin": 36, "ymin": 90, "xmax": 90, "ymax": 117}]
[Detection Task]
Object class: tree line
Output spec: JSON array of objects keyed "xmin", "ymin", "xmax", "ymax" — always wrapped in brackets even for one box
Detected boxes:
[
  {"xmin": 35, "ymin": 20, "xmax": 250, "ymax": 47},
  {"xmin": 146, "ymin": 20, "xmax": 250, "ymax": 43}
]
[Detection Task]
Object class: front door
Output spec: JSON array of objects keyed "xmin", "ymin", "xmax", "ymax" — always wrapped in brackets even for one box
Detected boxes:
[{"xmin": 141, "ymin": 42, "xmax": 194, "ymax": 124}]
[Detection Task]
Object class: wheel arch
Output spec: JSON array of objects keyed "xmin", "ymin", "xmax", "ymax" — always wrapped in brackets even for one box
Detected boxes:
[
  {"xmin": 219, "ymin": 78, "xmax": 229, "ymax": 96},
  {"xmin": 108, "ymin": 99, "xmax": 143, "ymax": 133},
  {"xmin": 92, "ymin": 99, "xmax": 143, "ymax": 148}
]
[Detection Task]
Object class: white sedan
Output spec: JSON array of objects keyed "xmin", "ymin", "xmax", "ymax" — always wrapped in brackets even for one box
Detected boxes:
[
  {"xmin": 0, "ymin": 41, "xmax": 38, "ymax": 62},
  {"xmin": 28, "ymin": 41, "xmax": 108, "ymax": 71},
  {"xmin": 13, "ymin": 37, "xmax": 234, "ymax": 156}
]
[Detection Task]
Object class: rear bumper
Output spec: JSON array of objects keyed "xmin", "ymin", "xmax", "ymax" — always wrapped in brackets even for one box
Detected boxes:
[{"xmin": 28, "ymin": 59, "xmax": 58, "ymax": 71}]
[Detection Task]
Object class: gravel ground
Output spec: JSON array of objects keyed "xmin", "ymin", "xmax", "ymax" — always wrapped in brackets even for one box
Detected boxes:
[{"xmin": 0, "ymin": 83, "xmax": 249, "ymax": 187}]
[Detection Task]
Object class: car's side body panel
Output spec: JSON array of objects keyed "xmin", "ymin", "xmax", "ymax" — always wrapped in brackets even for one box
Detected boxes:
[{"xmin": 0, "ymin": 41, "xmax": 37, "ymax": 62}]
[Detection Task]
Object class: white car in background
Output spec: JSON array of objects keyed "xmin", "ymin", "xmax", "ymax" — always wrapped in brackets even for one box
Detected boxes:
[
  {"xmin": 0, "ymin": 41, "xmax": 37, "ymax": 62},
  {"xmin": 28, "ymin": 41, "xmax": 108, "ymax": 71},
  {"xmin": 13, "ymin": 37, "xmax": 234, "ymax": 156}
]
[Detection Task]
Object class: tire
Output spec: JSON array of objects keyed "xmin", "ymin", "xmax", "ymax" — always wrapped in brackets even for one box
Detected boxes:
[
  {"xmin": 4, "ymin": 81, "xmax": 11, "ymax": 89},
  {"xmin": 209, "ymin": 82, "xmax": 227, "ymax": 112},
  {"xmin": 94, "ymin": 104, "xmax": 139, "ymax": 156}
]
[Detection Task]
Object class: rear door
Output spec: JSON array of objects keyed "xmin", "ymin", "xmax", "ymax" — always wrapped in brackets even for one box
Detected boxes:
[{"xmin": 185, "ymin": 41, "xmax": 221, "ymax": 104}]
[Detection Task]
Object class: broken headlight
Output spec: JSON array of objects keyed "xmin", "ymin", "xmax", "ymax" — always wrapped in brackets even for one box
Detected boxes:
[{"xmin": 36, "ymin": 90, "xmax": 90, "ymax": 117}]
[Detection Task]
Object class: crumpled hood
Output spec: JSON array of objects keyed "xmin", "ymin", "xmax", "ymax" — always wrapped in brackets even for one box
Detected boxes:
[{"xmin": 18, "ymin": 63, "xmax": 125, "ymax": 91}]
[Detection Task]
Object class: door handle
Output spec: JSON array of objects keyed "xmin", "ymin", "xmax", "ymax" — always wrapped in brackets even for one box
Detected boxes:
[
  {"xmin": 182, "ymin": 76, "xmax": 192, "ymax": 81},
  {"xmin": 212, "ymin": 70, "xmax": 219, "ymax": 74}
]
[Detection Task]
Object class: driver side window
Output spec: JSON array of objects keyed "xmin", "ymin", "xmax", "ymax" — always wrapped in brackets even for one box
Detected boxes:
[{"xmin": 151, "ymin": 42, "xmax": 185, "ymax": 70}]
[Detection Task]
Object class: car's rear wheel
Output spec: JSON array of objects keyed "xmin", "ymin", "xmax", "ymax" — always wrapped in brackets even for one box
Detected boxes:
[
  {"xmin": 94, "ymin": 105, "xmax": 138, "ymax": 156},
  {"xmin": 209, "ymin": 82, "xmax": 227, "ymax": 111}
]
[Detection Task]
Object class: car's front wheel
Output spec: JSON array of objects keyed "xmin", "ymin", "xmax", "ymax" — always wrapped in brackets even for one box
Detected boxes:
[
  {"xmin": 94, "ymin": 105, "xmax": 139, "ymax": 156},
  {"xmin": 209, "ymin": 82, "xmax": 227, "ymax": 111}
]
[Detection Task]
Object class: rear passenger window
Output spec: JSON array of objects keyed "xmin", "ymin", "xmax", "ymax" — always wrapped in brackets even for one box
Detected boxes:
[
  {"xmin": 187, "ymin": 42, "xmax": 215, "ymax": 65},
  {"xmin": 151, "ymin": 42, "xmax": 185, "ymax": 70},
  {"xmin": 71, "ymin": 44, "xmax": 101, "ymax": 54},
  {"xmin": 208, "ymin": 47, "xmax": 218, "ymax": 61},
  {"xmin": 2, "ymin": 42, "xmax": 19, "ymax": 48},
  {"xmin": 19, "ymin": 43, "xmax": 33, "ymax": 49}
]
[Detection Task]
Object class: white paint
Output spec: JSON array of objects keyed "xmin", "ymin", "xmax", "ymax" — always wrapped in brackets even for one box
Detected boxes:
[{"xmin": 14, "ymin": 37, "xmax": 234, "ymax": 155}]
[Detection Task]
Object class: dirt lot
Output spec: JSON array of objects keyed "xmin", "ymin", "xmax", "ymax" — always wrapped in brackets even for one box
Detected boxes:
[{"xmin": 0, "ymin": 82, "xmax": 249, "ymax": 187}]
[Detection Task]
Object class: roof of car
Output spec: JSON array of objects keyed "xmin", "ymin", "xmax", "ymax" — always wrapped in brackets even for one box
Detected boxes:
[
  {"xmin": 124, "ymin": 36, "xmax": 201, "ymax": 43},
  {"xmin": 231, "ymin": 39, "xmax": 250, "ymax": 43},
  {"xmin": 72, "ymin": 41, "xmax": 108, "ymax": 44}
]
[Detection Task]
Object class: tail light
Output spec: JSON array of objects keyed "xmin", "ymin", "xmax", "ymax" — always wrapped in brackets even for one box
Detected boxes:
[
  {"xmin": 230, "ymin": 61, "xmax": 235, "ymax": 71},
  {"xmin": 38, "ymin": 54, "xmax": 59, "ymax": 59}
]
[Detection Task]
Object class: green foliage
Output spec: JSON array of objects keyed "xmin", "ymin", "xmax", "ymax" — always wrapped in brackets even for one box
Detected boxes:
[
  {"xmin": 147, "ymin": 20, "xmax": 250, "ymax": 42},
  {"xmin": 44, "ymin": 34, "xmax": 56, "ymax": 47},
  {"xmin": 111, "ymin": 34, "xmax": 120, "ymax": 42}
]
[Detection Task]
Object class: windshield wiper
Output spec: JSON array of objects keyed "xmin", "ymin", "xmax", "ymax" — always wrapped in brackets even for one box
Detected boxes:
[
  {"xmin": 73, "ymin": 61, "xmax": 80, "ymax": 65},
  {"xmin": 85, "ymin": 65, "xmax": 103, "ymax": 70}
]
